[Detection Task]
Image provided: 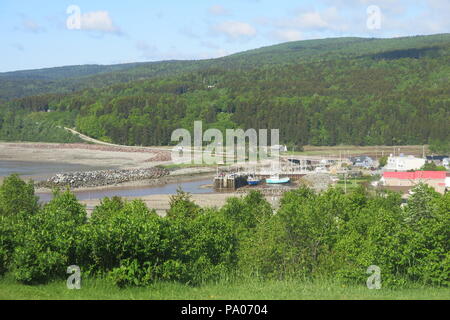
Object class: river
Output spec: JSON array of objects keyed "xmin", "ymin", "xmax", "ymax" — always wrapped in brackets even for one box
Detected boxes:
[{"xmin": 0, "ymin": 160, "xmax": 213, "ymax": 202}]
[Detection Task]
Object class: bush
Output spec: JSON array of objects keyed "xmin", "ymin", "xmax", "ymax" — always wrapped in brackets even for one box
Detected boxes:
[
  {"xmin": 2, "ymin": 176, "xmax": 448, "ymax": 288},
  {"xmin": 102, "ymin": 199, "xmax": 238, "ymax": 286},
  {"xmin": 0, "ymin": 174, "xmax": 39, "ymax": 217},
  {"xmin": 12, "ymin": 189, "xmax": 86, "ymax": 284},
  {"xmin": 0, "ymin": 215, "xmax": 16, "ymax": 275},
  {"xmin": 80, "ymin": 199, "xmax": 162, "ymax": 275},
  {"xmin": 221, "ymin": 191, "xmax": 273, "ymax": 234},
  {"xmin": 399, "ymin": 188, "xmax": 449, "ymax": 286},
  {"xmin": 0, "ymin": 174, "xmax": 41, "ymax": 276},
  {"xmin": 180, "ymin": 209, "xmax": 237, "ymax": 284}
]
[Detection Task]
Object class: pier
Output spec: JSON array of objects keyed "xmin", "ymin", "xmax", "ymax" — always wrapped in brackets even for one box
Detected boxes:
[{"xmin": 214, "ymin": 174, "xmax": 248, "ymax": 191}]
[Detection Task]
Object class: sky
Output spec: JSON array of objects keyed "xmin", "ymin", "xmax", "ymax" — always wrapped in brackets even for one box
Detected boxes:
[{"xmin": 0, "ymin": 0, "xmax": 449, "ymax": 72}]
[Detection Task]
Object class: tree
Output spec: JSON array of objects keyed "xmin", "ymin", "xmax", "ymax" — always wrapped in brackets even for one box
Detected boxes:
[
  {"xmin": 378, "ymin": 156, "xmax": 388, "ymax": 168},
  {"xmin": 420, "ymin": 162, "xmax": 447, "ymax": 171},
  {"xmin": 429, "ymin": 139, "xmax": 450, "ymax": 155},
  {"xmin": 166, "ymin": 188, "xmax": 201, "ymax": 220},
  {"xmin": 0, "ymin": 174, "xmax": 39, "ymax": 217}
]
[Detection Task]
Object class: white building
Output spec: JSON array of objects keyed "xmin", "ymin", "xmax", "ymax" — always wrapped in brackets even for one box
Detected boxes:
[
  {"xmin": 270, "ymin": 145, "xmax": 288, "ymax": 152},
  {"xmin": 384, "ymin": 154, "xmax": 426, "ymax": 171},
  {"xmin": 443, "ymin": 158, "xmax": 449, "ymax": 170}
]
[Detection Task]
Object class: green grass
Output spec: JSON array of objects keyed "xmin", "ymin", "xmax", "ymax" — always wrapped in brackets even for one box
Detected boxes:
[
  {"xmin": 0, "ymin": 275, "xmax": 448, "ymax": 300},
  {"xmin": 159, "ymin": 163, "xmax": 232, "ymax": 170},
  {"xmin": 334, "ymin": 176, "xmax": 372, "ymax": 191}
]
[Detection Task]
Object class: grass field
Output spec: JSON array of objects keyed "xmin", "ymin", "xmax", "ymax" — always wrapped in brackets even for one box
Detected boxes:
[
  {"xmin": 283, "ymin": 145, "xmax": 428, "ymax": 158},
  {"xmin": 0, "ymin": 276, "xmax": 448, "ymax": 300},
  {"xmin": 334, "ymin": 175, "xmax": 374, "ymax": 192}
]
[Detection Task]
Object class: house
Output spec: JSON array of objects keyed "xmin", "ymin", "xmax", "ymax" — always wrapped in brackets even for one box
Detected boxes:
[
  {"xmin": 384, "ymin": 154, "xmax": 426, "ymax": 171},
  {"xmin": 350, "ymin": 156, "xmax": 374, "ymax": 168},
  {"xmin": 426, "ymin": 155, "xmax": 449, "ymax": 166},
  {"xmin": 270, "ymin": 145, "xmax": 288, "ymax": 152},
  {"xmin": 381, "ymin": 171, "xmax": 447, "ymax": 194},
  {"xmin": 442, "ymin": 158, "xmax": 449, "ymax": 169}
]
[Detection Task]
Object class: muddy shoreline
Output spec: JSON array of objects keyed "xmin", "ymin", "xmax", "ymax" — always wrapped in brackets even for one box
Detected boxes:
[{"xmin": 35, "ymin": 171, "xmax": 216, "ymax": 194}]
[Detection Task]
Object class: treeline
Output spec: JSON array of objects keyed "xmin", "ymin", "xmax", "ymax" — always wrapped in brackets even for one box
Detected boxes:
[
  {"xmin": 1, "ymin": 34, "xmax": 449, "ymax": 146},
  {"xmin": 0, "ymin": 106, "xmax": 82, "ymax": 143},
  {"xmin": 2, "ymin": 34, "xmax": 449, "ymax": 101},
  {"xmin": 0, "ymin": 175, "xmax": 448, "ymax": 287}
]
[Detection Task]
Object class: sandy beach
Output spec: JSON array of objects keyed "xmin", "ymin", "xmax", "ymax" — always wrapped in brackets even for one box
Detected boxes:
[
  {"xmin": 0, "ymin": 142, "xmax": 161, "ymax": 169},
  {"xmin": 80, "ymin": 192, "xmax": 242, "ymax": 216},
  {"xmin": 0, "ymin": 142, "xmax": 216, "ymax": 187}
]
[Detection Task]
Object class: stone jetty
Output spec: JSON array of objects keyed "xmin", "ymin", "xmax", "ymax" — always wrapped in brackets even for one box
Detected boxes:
[{"xmin": 37, "ymin": 167, "xmax": 169, "ymax": 189}]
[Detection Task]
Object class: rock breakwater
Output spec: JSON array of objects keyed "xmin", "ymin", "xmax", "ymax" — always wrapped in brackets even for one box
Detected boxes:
[{"xmin": 37, "ymin": 167, "xmax": 169, "ymax": 189}]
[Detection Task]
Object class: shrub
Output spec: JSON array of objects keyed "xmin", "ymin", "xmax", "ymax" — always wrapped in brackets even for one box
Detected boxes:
[
  {"xmin": 12, "ymin": 189, "xmax": 86, "ymax": 284},
  {"xmin": 399, "ymin": 188, "xmax": 449, "ymax": 286},
  {"xmin": 166, "ymin": 188, "xmax": 201, "ymax": 220},
  {"xmin": 81, "ymin": 199, "xmax": 162, "ymax": 275},
  {"xmin": 0, "ymin": 174, "xmax": 39, "ymax": 217},
  {"xmin": 180, "ymin": 209, "xmax": 237, "ymax": 284},
  {"xmin": 221, "ymin": 191, "xmax": 273, "ymax": 234},
  {"xmin": 0, "ymin": 215, "xmax": 16, "ymax": 275}
]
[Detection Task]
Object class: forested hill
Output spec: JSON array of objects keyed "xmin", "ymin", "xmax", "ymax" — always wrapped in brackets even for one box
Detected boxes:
[
  {"xmin": 0, "ymin": 34, "xmax": 449, "ymax": 148},
  {"xmin": 1, "ymin": 34, "xmax": 449, "ymax": 101}
]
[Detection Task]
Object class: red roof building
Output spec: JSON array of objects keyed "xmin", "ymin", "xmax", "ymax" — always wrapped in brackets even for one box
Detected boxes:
[
  {"xmin": 383, "ymin": 171, "xmax": 447, "ymax": 180},
  {"xmin": 382, "ymin": 171, "xmax": 447, "ymax": 194}
]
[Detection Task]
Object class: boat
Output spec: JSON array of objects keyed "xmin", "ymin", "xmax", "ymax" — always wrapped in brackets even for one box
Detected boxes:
[
  {"xmin": 266, "ymin": 174, "xmax": 290, "ymax": 184},
  {"xmin": 247, "ymin": 176, "xmax": 261, "ymax": 185}
]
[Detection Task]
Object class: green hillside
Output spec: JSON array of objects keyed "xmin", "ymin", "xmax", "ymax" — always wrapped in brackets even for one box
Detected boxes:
[
  {"xmin": 2, "ymin": 34, "xmax": 449, "ymax": 101},
  {"xmin": 0, "ymin": 34, "xmax": 449, "ymax": 147}
]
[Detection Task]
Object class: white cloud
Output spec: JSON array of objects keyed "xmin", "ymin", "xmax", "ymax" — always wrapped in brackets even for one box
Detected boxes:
[
  {"xmin": 136, "ymin": 41, "xmax": 159, "ymax": 59},
  {"xmin": 19, "ymin": 18, "xmax": 46, "ymax": 33},
  {"xmin": 208, "ymin": 5, "xmax": 230, "ymax": 16},
  {"xmin": 297, "ymin": 12, "xmax": 329, "ymax": 29},
  {"xmin": 80, "ymin": 11, "xmax": 121, "ymax": 34},
  {"xmin": 12, "ymin": 43, "xmax": 25, "ymax": 51},
  {"xmin": 272, "ymin": 29, "xmax": 303, "ymax": 42},
  {"xmin": 213, "ymin": 21, "xmax": 257, "ymax": 40},
  {"xmin": 280, "ymin": 7, "xmax": 345, "ymax": 31}
]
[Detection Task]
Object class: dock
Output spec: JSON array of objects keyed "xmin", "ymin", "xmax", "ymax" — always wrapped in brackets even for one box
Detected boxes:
[{"xmin": 214, "ymin": 174, "xmax": 248, "ymax": 191}]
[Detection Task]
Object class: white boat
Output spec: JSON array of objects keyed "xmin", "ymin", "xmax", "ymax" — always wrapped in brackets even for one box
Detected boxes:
[{"xmin": 266, "ymin": 174, "xmax": 290, "ymax": 184}]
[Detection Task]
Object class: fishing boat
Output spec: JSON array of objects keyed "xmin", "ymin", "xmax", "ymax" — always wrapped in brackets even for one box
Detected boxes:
[
  {"xmin": 266, "ymin": 174, "xmax": 290, "ymax": 184},
  {"xmin": 247, "ymin": 176, "xmax": 261, "ymax": 186}
]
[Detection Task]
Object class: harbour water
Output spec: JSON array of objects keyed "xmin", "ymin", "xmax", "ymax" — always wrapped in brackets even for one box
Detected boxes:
[
  {"xmin": 0, "ymin": 160, "xmax": 107, "ymax": 181},
  {"xmin": 36, "ymin": 178, "xmax": 213, "ymax": 202},
  {"xmin": 0, "ymin": 160, "xmax": 213, "ymax": 202}
]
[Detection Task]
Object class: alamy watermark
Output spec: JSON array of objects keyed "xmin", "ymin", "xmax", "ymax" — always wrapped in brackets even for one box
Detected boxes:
[
  {"xmin": 367, "ymin": 5, "xmax": 382, "ymax": 30},
  {"xmin": 66, "ymin": 5, "xmax": 82, "ymax": 30},
  {"xmin": 171, "ymin": 121, "xmax": 281, "ymax": 166},
  {"xmin": 66, "ymin": 265, "xmax": 81, "ymax": 289},
  {"xmin": 366, "ymin": 265, "xmax": 382, "ymax": 289}
]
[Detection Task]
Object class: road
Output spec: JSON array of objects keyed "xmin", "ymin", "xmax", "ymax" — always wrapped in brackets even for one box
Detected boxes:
[{"xmin": 64, "ymin": 127, "xmax": 171, "ymax": 152}]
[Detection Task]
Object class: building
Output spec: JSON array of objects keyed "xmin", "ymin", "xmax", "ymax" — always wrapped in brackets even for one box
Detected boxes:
[
  {"xmin": 381, "ymin": 171, "xmax": 447, "ymax": 194},
  {"xmin": 384, "ymin": 154, "xmax": 426, "ymax": 171},
  {"xmin": 350, "ymin": 156, "xmax": 375, "ymax": 168},
  {"xmin": 442, "ymin": 158, "xmax": 449, "ymax": 170},
  {"xmin": 270, "ymin": 145, "xmax": 288, "ymax": 152},
  {"xmin": 426, "ymin": 155, "xmax": 449, "ymax": 167}
]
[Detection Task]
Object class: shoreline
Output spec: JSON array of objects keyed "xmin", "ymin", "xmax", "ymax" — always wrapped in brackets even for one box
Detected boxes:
[
  {"xmin": 81, "ymin": 192, "xmax": 243, "ymax": 216},
  {"xmin": 35, "ymin": 171, "xmax": 216, "ymax": 194}
]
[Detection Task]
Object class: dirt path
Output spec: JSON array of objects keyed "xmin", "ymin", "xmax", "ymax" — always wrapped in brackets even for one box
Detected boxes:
[{"xmin": 64, "ymin": 127, "xmax": 172, "ymax": 152}]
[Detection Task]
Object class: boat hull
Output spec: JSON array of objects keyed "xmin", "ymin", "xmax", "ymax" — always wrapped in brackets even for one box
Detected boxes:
[{"xmin": 266, "ymin": 177, "xmax": 290, "ymax": 184}]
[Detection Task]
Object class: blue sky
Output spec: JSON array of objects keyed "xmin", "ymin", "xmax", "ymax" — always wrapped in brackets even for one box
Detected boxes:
[{"xmin": 1, "ymin": 0, "xmax": 449, "ymax": 72}]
